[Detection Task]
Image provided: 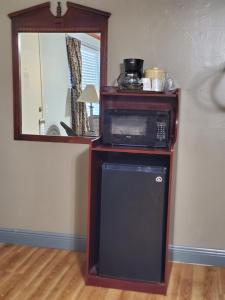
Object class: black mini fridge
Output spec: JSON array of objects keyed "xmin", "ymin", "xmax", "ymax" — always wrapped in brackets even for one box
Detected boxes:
[{"xmin": 99, "ymin": 162, "xmax": 168, "ymax": 283}]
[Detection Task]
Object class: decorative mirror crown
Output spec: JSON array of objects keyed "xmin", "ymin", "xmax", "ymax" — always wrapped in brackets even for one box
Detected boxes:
[{"xmin": 57, "ymin": 2, "xmax": 62, "ymax": 17}]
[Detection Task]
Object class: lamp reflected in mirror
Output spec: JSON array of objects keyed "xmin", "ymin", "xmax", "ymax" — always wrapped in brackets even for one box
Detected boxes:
[{"xmin": 19, "ymin": 32, "xmax": 101, "ymax": 137}]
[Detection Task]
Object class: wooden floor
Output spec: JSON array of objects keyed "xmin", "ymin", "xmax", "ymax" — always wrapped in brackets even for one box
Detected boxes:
[{"xmin": 0, "ymin": 244, "xmax": 224, "ymax": 300}]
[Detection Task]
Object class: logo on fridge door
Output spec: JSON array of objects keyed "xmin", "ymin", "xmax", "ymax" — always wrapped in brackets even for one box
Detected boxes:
[{"xmin": 156, "ymin": 176, "xmax": 163, "ymax": 183}]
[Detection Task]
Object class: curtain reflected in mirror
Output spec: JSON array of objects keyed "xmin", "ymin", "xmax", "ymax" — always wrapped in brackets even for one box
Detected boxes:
[{"xmin": 19, "ymin": 32, "xmax": 101, "ymax": 137}]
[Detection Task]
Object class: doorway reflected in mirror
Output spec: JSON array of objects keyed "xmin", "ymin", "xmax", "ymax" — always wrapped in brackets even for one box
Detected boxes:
[{"xmin": 19, "ymin": 32, "xmax": 101, "ymax": 137}]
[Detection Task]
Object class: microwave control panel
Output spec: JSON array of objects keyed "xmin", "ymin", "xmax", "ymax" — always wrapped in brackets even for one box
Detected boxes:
[{"xmin": 156, "ymin": 121, "xmax": 167, "ymax": 141}]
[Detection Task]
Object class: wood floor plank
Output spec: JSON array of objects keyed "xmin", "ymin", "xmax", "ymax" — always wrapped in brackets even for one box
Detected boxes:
[
  {"xmin": 13, "ymin": 249, "xmax": 64, "ymax": 300},
  {"xmin": 44, "ymin": 260, "xmax": 80, "ymax": 300},
  {"xmin": 202, "ymin": 266, "xmax": 220, "ymax": 300},
  {"xmin": 0, "ymin": 252, "xmax": 53, "ymax": 299},
  {"xmin": 175, "ymin": 263, "xmax": 193, "ymax": 300},
  {"xmin": 166, "ymin": 262, "xmax": 183, "ymax": 300},
  {"xmin": 119, "ymin": 290, "xmax": 149, "ymax": 300},
  {"xmin": 0, "ymin": 246, "xmax": 39, "ymax": 295},
  {"xmin": 219, "ymin": 267, "xmax": 225, "ymax": 295},
  {"xmin": 29, "ymin": 252, "xmax": 79, "ymax": 300},
  {"xmin": 17, "ymin": 246, "xmax": 49, "ymax": 274},
  {"xmin": 0, "ymin": 246, "xmax": 43, "ymax": 297},
  {"xmin": 146, "ymin": 295, "xmax": 165, "ymax": 300},
  {"xmin": 54, "ymin": 275, "xmax": 84, "ymax": 300},
  {"xmin": 76, "ymin": 286, "xmax": 107, "ymax": 300},
  {"xmin": 0, "ymin": 245, "xmax": 19, "ymax": 261},
  {"xmin": 6, "ymin": 246, "xmax": 37, "ymax": 273},
  {"xmin": 0, "ymin": 245, "xmax": 25, "ymax": 269},
  {"xmin": 103, "ymin": 288, "xmax": 122, "ymax": 300},
  {"xmin": 0, "ymin": 244, "xmax": 224, "ymax": 300},
  {"xmin": 191, "ymin": 264, "xmax": 206, "ymax": 300},
  {"xmin": 0, "ymin": 247, "xmax": 59, "ymax": 300},
  {"xmin": 50, "ymin": 253, "xmax": 85, "ymax": 300}
]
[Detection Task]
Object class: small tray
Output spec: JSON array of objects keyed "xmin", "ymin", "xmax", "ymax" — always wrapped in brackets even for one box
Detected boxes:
[{"xmin": 117, "ymin": 88, "xmax": 176, "ymax": 94}]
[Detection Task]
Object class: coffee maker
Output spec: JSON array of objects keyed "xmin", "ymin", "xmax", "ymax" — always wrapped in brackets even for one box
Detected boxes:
[{"xmin": 117, "ymin": 58, "xmax": 144, "ymax": 90}]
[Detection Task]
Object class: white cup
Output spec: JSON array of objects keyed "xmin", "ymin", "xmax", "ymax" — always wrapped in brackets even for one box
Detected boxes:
[
  {"xmin": 152, "ymin": 78, "xmax": 165, "ymax": 92},
  {"xmin": 142, "ymin": 78, "xmax": 151, "ymax": 91}
]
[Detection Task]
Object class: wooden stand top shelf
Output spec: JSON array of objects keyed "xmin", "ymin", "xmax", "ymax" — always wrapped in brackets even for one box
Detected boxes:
[
  {"xmin": 101, "ymin": 86, "xmax": 180, "ymax": 98},
  {"xmin": 91, "ymin": 144, "xmax": 173, "ymax": 155}
]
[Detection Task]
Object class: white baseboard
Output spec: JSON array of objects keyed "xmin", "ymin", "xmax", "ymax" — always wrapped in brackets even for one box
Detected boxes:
[
  {"xmin": 0, "ymin": 228, "xmax": 86, "ymax": 251},
  {"xmin": 0, "ymin": 228, "xmax": 224, "ymax": 267},
  {"xmin": 169, "ymin": 245, "xmax": 225, "ymax": 266}
]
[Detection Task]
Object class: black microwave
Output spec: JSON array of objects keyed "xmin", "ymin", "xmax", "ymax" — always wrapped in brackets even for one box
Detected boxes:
[{"xmin": 102, "ymin": 109, "xmax": 171, "ymax": 148}]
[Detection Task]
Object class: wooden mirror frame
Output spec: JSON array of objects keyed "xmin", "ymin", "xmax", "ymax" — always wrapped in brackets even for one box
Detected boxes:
[{"xmin": 8, "ymin": 2, "xmax": 111, "ymax": 144}]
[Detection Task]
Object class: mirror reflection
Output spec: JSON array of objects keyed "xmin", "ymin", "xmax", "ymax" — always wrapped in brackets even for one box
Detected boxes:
[{"xmin": 19, "ymin": 32, "xmax": 101, "ymax": 137}]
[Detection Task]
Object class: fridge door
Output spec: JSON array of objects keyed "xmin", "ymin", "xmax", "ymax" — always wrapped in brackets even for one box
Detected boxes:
[{"xmin": 99, "ymin": 162, "xmax": 168, "ymax": 283}]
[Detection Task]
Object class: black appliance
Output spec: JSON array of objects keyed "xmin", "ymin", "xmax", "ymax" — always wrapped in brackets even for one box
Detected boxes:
[
  {"xmin": 117, "ymin": 58, "xmax": 144, "ymax": 90},
  {"xmin": 102, "ymin": 108, "xmax": 171, "ymax": 148},
  {"xmin": 99, "ymin": 162, "xmax": 168, "ymax": 283}
]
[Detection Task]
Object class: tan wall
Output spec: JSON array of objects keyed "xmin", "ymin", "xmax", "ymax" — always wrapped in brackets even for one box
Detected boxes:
[{"xmin": 1, "ymin": 0, "xmax": 225, "ymax": 249}]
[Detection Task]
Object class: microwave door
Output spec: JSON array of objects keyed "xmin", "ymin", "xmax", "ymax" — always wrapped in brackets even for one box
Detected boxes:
[
  {"xmin": 111, "ymin": 115, "xmax": 147, "ymax": 135},
  {"xmin": 104, "ymin": 110, "xmax": 150, "ymax": 147}
]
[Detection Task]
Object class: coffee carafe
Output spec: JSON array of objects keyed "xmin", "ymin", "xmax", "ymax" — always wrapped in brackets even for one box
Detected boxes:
[{"xmin": 117, "ymin": 58, "xmax": 144, "ymax": 90}]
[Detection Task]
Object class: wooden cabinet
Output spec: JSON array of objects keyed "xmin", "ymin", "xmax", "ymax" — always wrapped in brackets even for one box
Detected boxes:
[{"xmin": 86, "ymin": 87, "xmax": 180, "ymax": 294}]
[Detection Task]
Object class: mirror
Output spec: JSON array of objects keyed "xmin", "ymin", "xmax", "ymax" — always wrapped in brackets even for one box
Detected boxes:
[
  {"xmin": 19, "ymin": 32, "xmax": 101, "ymax": 137},
  {"xmin": 9, "ymin": 2, "xmax": 111, "ymax": 143}
]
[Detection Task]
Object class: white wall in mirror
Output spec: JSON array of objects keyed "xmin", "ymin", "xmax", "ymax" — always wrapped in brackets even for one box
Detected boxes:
[{"xmin": 19, "ymin": 32, "xmax": 101, "ymax": 137}]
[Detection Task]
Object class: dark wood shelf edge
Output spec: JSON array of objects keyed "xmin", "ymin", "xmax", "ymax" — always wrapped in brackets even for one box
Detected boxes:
[
  {"xmin": 86, "ymin": 273, "xmax": 167, "ymax": 295},
  {"xmin": 91, "ymin": 144, "xmax": 174, "ymax": 155},
  {"xmin": 100, "ymin": 86, "xmax": 179, "ymax": 98}
]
